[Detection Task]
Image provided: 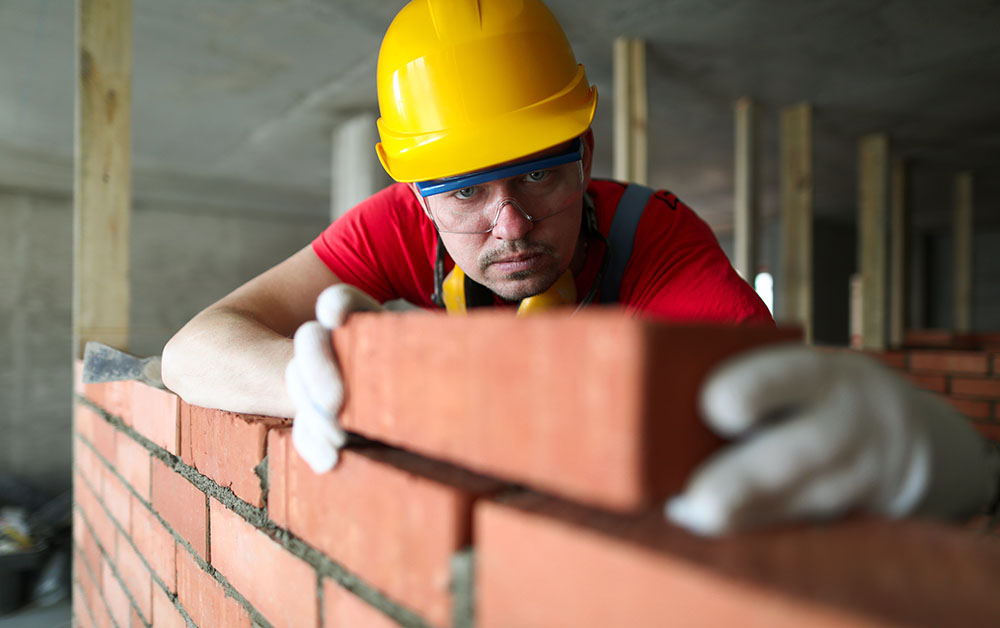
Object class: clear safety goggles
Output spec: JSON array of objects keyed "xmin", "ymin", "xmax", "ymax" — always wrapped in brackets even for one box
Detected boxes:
[{"xmin": 415, "ymin": 138, "xmax": 584, "ymax": 234}]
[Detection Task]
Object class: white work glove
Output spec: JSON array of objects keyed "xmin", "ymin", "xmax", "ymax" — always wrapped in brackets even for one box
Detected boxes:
[
  {"xmin": 666, "ymin": 344, "xmax": 1000, "ymax": 536},
  {"xmin": 285, "ymin": 284, "xmax": 382, "ymax": 473}
]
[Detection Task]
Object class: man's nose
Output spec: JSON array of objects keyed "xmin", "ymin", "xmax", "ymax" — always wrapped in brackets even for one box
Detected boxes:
[{"xmin": 491, "ymin": 199, "xmax": 534, "ymax": 240}]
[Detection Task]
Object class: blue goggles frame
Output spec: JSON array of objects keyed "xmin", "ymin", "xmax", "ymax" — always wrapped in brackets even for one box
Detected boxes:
[{"xmin": 415, "ymin": 138, "xmax": 583, "ymax": 197}]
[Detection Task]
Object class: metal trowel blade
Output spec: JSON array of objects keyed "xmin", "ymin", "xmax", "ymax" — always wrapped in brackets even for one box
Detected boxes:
[{"xmin": 81, "ymin": 341, "xmax": 165, "ymax": 389}]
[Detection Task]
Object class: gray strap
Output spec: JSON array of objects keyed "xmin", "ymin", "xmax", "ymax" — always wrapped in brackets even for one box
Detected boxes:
[{"xmin": 599, "ymin": 184, "xmax": 655, "ymax": 303}]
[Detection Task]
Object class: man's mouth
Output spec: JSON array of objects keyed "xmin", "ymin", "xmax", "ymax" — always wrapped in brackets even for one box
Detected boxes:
[{"xmin": 489, "ymin": 253, "xmax": 543, "ymax": 273}]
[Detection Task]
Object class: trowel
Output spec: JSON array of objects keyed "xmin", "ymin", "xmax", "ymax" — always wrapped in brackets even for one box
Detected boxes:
[{"xmin": 81, "ymin": 341, "xmax": 165, "ymax": 390}]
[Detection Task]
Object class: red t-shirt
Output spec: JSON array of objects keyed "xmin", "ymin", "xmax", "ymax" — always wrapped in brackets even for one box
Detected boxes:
[{"xmin": 312, "ymin": 180, "xmax": 773, "ymax": 324}]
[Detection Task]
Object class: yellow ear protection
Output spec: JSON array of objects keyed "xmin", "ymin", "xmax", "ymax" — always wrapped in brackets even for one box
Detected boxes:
[{"xmin": 431, "ymin": 195, "xmax": 608, "ymax": 315}]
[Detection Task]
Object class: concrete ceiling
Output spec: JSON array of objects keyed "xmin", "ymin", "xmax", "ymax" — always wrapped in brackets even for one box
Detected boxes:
[{"xmin": 1, "ymin": 0, "xmax": 998, "ymax": 230}]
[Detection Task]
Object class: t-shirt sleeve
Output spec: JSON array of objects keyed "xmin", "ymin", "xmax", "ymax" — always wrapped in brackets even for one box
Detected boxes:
[
  {"xmin": 311, "ymin": 183, "xmax": 438, "ymax": 306},
  {"xmin": 619, "ymin": 191, "xmax": 774, "ymax": 325}
]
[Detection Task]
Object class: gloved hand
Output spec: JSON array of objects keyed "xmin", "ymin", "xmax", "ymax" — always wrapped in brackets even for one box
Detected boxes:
[
  {"xmin": 666, "ymin": 344, "xmax": 1000, "ymax": 536},
  {"xmin": 285, "ymin": 284, "xmax": 382, "ymax": 473}
]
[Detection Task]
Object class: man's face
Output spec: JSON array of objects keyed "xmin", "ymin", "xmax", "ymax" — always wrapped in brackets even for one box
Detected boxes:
[{"xmin": 416, "ymin": 130, "xmax": 594, "ymax": 301}]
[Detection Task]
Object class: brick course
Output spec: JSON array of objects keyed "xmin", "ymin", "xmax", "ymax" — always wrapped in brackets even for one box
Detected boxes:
[{"xmin": 73, "ymin": 318, "xmax": 1000, "ymax": 628}]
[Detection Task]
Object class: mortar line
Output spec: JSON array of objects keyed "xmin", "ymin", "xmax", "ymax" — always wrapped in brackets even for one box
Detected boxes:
[
  {"xmin": 75, "ymin": 462, "xmax": 273, "ymax": 628},
  {"xmin": 71, "ymin": 576, "xmax": 99, "ymax": 628},
  {"xmin": 71, "ymin": 542, "xmax": 107, "ymax": 628},
  {"xmin": 71, "ymin": 505, "xmax": 140, "ymax": 628},
  {"xmin": 78, "ymin": 395, "xmax": 442, "ymax": 627}
]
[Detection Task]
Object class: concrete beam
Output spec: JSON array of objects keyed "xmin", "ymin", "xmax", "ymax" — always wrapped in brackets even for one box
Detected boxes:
[
  {"xmin": 953, "ymin": 172, "xmax": 974, "ymax": 332},
  {"xmin": 613, "ymin": 38, "xmax": 647, "ymax": 184},
  {"xmin": 779, "ymin": 103, "xmax": 813, "ymax": 343},
  {"xmin": 733, "ymin": 97, "xmax": 759, "ymax": 281},
  {"xmin": 858, "ymin": 133, "xmax": 890, "ymax": 350},
  {"xmin": 330, "ymin": 111, "xmax": 388, "ymax": 222},
  {"xmin": 74, "ymin": 0, "xmax": 132, "ymax": 357}
]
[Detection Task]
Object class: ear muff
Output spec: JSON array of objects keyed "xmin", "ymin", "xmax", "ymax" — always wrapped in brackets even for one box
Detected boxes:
[{"xmin": 442, "ymin": 265, "xmax": 577, "ymax": 316}]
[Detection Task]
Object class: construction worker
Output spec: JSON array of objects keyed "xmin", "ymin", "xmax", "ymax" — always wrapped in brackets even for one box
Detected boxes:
[{"xmin": 162, "ymin": 0, "xmax": 999, "ymax": 535}]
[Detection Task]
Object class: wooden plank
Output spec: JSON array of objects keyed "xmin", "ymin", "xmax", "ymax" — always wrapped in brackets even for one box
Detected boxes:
[
  {"xmin": 733, "ymin": 97, "xmax": 759, "ymax": 281},
  {"xmin": 953, "ymin": 172, "xmax": 974, "ymax": 333},
  {"xmin": 889, "ymin": 157, "xmax": 908, "ymax": 347},
  {"xmin": 858, "ymin": 133, "xmax": 890, "ymax": 350},
  {"xmin": 613, "ymin": 37, "xmax": 647, "ymax": 184},
  {"xmin": 779, "ymin": 103, "xmax": 813, "ymax": 343},
  {"xmin": 74, "ymin": 0, "xmax": 132, "ymax": 357}
]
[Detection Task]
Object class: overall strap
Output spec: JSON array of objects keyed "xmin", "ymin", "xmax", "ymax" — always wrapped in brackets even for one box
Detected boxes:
[{"xmin": 598, "ymin": 184, "xmax": 655, "ymax": 304}]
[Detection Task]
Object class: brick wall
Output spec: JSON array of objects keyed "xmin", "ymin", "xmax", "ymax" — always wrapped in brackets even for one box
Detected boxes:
[
  {"xmin": 861, "ymin": 330, "xmax": 1000, "ymax": 442},
  {"xmin": 72, "ymin": 312, "xmax": 1000, "ymax": 627}
]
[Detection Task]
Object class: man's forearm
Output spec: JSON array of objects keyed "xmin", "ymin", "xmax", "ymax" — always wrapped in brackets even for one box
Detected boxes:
[{"xmin": 161, "ymin": 306, "xmax": 296, "ymax": 418}]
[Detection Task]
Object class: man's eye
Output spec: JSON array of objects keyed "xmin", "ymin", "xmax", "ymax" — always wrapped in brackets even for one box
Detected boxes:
[
  {"xmin": 525, "ymin": 170, "xmax": 549, "ymax": 182},
  {"xmin": 454, "ymin": 187, "xmax": 477, "ymax": 200}
]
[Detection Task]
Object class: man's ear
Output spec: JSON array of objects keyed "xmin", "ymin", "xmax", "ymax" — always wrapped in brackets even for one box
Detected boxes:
[{"xmin": 581, "ymin": 127, "xmax": 595, "ymax": 188}]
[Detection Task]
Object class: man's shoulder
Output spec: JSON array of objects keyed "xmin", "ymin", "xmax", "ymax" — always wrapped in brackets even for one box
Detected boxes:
[{"xmin": 588, "ymin": 179, "xmax": 703, "ymax": 238}]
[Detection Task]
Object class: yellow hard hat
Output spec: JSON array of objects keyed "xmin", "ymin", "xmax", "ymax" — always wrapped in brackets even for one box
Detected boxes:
[{"xmin": 375, "ymin": 0, "xmax": 598, "ymax": 183}]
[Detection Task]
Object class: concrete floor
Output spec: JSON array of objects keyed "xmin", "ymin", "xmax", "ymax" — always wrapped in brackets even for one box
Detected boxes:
[{"xmin": 0, "ymin": 600, "xmax": 72, "ymax": 628}]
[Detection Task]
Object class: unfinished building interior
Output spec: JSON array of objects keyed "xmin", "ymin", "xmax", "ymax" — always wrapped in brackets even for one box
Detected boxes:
[{"xmin": 1, "ymin": 0, "xmax": 999, "ymax": 626}]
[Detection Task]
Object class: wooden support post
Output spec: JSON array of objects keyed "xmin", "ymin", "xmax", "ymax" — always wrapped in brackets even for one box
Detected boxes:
[
  {"xmin": 733, "ymin": 97, "xmax": 759, "ymax": 281},
  {"xmin": 779, "ymin": 103, "xmax": 813, "ymax": 343},
  {"xmin": 331, "ymin": 111, "xmax": 388, "ymax": 222},
  {"xmin": 889, "ymin": 157, "xmax": 908, "ymax": 347},
  {"xmin": 953, "ymin": 172, "xmax": 974, "ymax": 333},
  {"xmin": 858, "ymin": 133, "xmax": 890, "ymax": 350},
  {"xmin": 74, "ymin": 0, "xmax": 132, "ymax": 358},
  {"xmin": 613, "ymin": 37, "xmax": 647, "ymax": 184}
]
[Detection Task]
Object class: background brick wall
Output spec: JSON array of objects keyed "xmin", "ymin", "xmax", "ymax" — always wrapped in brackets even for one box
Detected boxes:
[{"xmin": 71, "ymin": 314, "xmax": 1000, "ymax": 627}]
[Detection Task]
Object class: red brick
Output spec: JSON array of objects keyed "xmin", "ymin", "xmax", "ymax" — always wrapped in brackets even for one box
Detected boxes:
[
  {"xmin": 75, "ymin": 397, "xmax": 95, "ymax": 442},
  {"xmin": 81, "ymin": 404, "xmax": 116, "ymax": 464},
  {"xmin": 72, "ymin": 580, "xmax": 92, "ymax": 628},
  {"xmin": 176, "ymin": 547, "xmax": 251, "ymax": 628},
  {"xmin": 905, "ymin": 373, "xmax": 947, "ymax": 394},
  {"xmin": 333, "ymin": 311, "xmax": 799, "ymax": 510},
  {"xmin": 131, "ymin": 495, "xmax": 177, "ymax": 592},
  {"xmin": 77, "ymin": 472, "xmax": 116, "ymax": 559},
  {"xmin": 992, "ymin": 353, "xmax": 1000, "ymax": 376},
  {"xmin": 269, "ymin": 428, "xmax": 499, "ymax": 627},
  {"xmin": 77, "ymin": 373, "xmax": 133, "ymax": 423},
  {"xmin": 324, "ymin": 579, "xmax": 399, "ymax": 628},
  {"xmin": 74, "ymin": 547, "xmax": 111, "ymax": 628},
  {"xmin": 117, "ymin": 531, "xmax": 152, "ymax": 621},
  {"xmin": 185, "ymin": 403, "xmax": 285, "ymax": 507},
  {"xmin": 973, "ymin": 422, "xmax": 1000, "ymax": 443},
  {"xmin": 903, "ymin": 329, "xmax": 959, "ymax": 348},
  {"xmin": 152, "ymin": 458, "xmax": 208, "ymax": 558},
  {"xmin": 179, "ymin": 401, "xmax": 194, "ymax": 466},
  {"xmin": 132, "ymin": 382, "xmax": 180, "ymax": 454},
  {"xmin": 908, "ymin": 351, "xmax": 989, "ymax": 375},
  {"xmin": 209, "ymin": 499, "xmax": 317, "ymax": 628},
  {"xmin": 102, "ymin": 468, "xmax": 131, "ymax": 532},
  {"xmin": 74, "ymin": 508, "xmax": 103, "ymax": 584},
  {"xmin": 74, "ymin": 437, "xmax": 103, "ymax": 498},
  {"xmin": 116, "ymin": 433, "xmax": 151, "ymax": 500},
  {"xmin": 476, "ymin": 494, "xmax": 1000, "ymax": 628},
  {"xmin": 102, "ymin": 558, "xmax": 132, "ymax": 628},
  {"xmin": 951, "ymin": 377, "xmax": 1000, "ymax": 399},
  {"xmin": 948, "ymin": 397, "xmax": 992, "ymax": 420},
  {"xmin": 152, "ymin": 582, "xmax": 186, "ymax": 628},
  {"xmin": 865, "ymin": 350, "xmax": 906, "ymax": 370}
]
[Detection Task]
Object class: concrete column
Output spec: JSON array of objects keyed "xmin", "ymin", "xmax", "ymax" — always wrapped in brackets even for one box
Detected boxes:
[
  {"xmin": 858, "ymin": 133, "xmax": 890, "ymax": 350},
  {"xmin": 953, "ymin": 172, "xmax": 974, "ymax": 332},
  {"xmin": 889, "ymin": 158, "xmax": 908, "ymax": 347},
  {"xmin": 779, "ymin": 103, "xmax": 813, "ymax": 343},
  {"xmin": 733, "ymin": 97, "xmax": 759, "ymax": 281},
  {"xmin": 613, "ymin": 37, "xmax": 647, "ymax": 184},
  {"xmin": 331, "ymin": 111, "xmax": 389, "ymax": 222},
  {"xmin": 74, "ymin": 0, "xmax": 132, "ymax": 357}
]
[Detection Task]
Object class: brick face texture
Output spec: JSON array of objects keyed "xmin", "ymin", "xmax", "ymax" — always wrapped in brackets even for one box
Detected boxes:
[{"xmin": 71, "ymin": 315, "xmax": 1000, "ymax": 628}]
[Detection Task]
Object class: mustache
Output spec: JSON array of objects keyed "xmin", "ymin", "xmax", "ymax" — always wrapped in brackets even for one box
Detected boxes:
[{"xmin": 478, "ymin": 240, "xmax": 556, "ymax": 272}]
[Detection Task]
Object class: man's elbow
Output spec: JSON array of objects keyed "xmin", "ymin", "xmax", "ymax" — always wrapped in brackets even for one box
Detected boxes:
[{"xmin": 160, "ymin": 329, "xmax": 192, "ymax": 397}]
